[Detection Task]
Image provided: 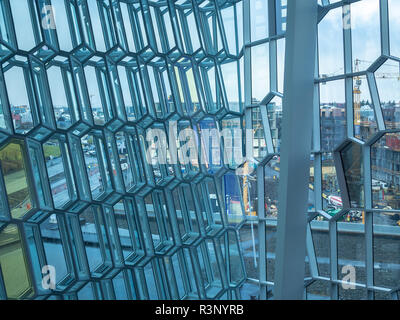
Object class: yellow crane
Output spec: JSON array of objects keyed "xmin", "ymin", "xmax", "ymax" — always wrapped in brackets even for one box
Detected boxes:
[
  {"xmin": 323, "ymin": 59, "xmax": 400, "ymax": 129},
  {"xmin": 242, "ymin": 160, "xmax": 257, "ymax": 216},
  {"xmin": 353, "ymin": 59, "xmax": 400, "ymax": 127},
  {"xmin": 353, "ymin": 59, "xmax": 400, "ymax": 224},
  {"xmin": 353, "ymin": 59, "xmax": 362, "ymax": 126},
  {"xmin": 242, "ymin": 118, "xmax": 264, "ymax": 217}
]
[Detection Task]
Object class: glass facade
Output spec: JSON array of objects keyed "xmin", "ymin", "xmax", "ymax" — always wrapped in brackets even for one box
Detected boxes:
[{"xmin": 0, "ymin": 0, "xmax": 398, "ymax": 300}]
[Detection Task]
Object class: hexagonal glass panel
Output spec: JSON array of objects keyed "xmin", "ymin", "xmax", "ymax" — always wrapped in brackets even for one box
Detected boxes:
[
  {"xmin": 310, "ymin": 214, "xmax": 330, "ymax": 278},
  {"xmin": 318, "ymin": 6, "xmax": 343, "ymax": 78},
  {"xmin": 47, "ymin": 59, "xmax": 79, "ymax": 129},
  {"xmin": 219, "ymin": 229, "xmax": 246, "ymax": 286},
  {"xmin": 84, "ymin": 57, "xmax": 114, "ymax": 125},
  {"xmin": 0, "ymin": 224, "xmax": 33, "ymax": 299},
  {"xmin": 265, "ymin": 156, "xmax": 280, "ymax": 218},
  {"xmin": 9, "ymin": 0, "xmax": 41, "ymax": 51},
  {"xmin": 267, "ymin": 96, "xmax": 282, "ymax": 153},
  {"xmin": 322, "ymin": 152, "xmax": 342, "ymax": 211},
  {"xmin": 373, "ymin": 211, "xmax": 400, "ymax": 289},
  {"xmin": 112, "ymin": 199, "xmax": 145, "ymax": 264},
  {"xmin": 198, "ymin": 117, "xmax": 223, "ymax": 173},
  {"xmin": 79, "ymin": 205, "xmax": 112, "ymax": 277},
  {"xmin": 43, "ymin": 136, "xmax": 77, "ymax": 209},
  {"xmin": 171, "ymin": 183, "xmax": 200, "ymax": 244},
  {"xmin": 375, "ymin": 60, "xmax": 400, "ymax": 130},
  {"xmin": 144, "ymin": 190, "xmax": 174, "ymax": 254},
  {"xmin": 251, "ymin": 43, "xmax": 269, "ymax": 103},
  {"xmin": 39, "ymin": 214, "xmax": 70, "ymax": 287},
  {"xmin": 0, "ymin": 141, "xmax": 33, "ymax": 219},
  {"xmin": 220, "ymin": 115, "xmax": 243, "ymax": 169},
  {"xmin": 371, "ymin": 133, "xmax": 400, "ymax": 210},
  {"xmin": 388, "ymin": 0, "xmax": 400, "ymax": 58},
  {"xmin": 351, "ymin": 0, "xmax": 380, "ymax": 72},
  {"xmin": 353, "ymin": 75, "xmax": 377, "ymax": 141},
  {"xmin": 220, "ymin": 59, "xmax": 243, "ymax": 113},
  {"xmin": 3, "ymin": 59, "xmax": 35, "ymax": 134},
  {"xmin": 81, "ymin": 132, "xmax": 112, "ymax": 200},
  {"xmin": 223, "ymin": 172, "xmax": 245, "ymax": 225},
  {"xmin": 320, "ymin": 80, "xmax": 346, "ymax": 152},
  {"xmin": 250, "ymin": 0, "xmax": 269, "ymax": 42},
  {"xmin": 195, "ymin": 239, "xmax": 223, "ymax": 299},
  {"xmin": 340, "ymin": 142, "xmax": 364, "ymax": 208},
  {"xmin": 252, "ymin": 107, "xmax": 267, "ymax": 160}
]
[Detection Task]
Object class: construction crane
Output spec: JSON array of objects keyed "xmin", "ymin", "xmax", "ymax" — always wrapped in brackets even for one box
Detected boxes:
[
  {"xmin": 241, "ymin": 160, "xmax": 257, "ymax": 268},
  {"xmin": 242, "ymin": 114, "xmax": 264, "ymax": 217},
  {"xmin": 322, "ymin": 60, "xmax": 400, "ymax": 128},
  {"xmin": 353, "ymin": 59, "xmax": 400, "ymax": 127},
  {"xmin": 353, "ymin": 59, "xmax": 362, "ymax": 127},
  {"xmin": 353, "ymin": 59, "xmax": 400, "ymax": 224},
  {"xmin": 242, "ymin": 157, "xmax": 257, "ymax": 217}
]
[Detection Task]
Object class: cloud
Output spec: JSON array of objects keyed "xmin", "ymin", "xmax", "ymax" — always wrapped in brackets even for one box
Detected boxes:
[
  {"xmin": 351, "ymin": 0, "xmax": 380, "ymax": 28},
  {"xmin": 389, "ymin": 0, "xmax": 400, "ymax": 21}
]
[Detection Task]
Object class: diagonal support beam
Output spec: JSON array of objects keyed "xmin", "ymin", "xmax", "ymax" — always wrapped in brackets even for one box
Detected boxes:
[{"xmin": 274, "ymin": 0, "xmax": 318, "ymax": 300}]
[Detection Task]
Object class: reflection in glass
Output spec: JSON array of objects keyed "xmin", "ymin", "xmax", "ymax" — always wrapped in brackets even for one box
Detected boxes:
[
  {"xmin": 4, "ymin": 63, "xmax": 35, "ymax": 134},
  {"xmin": 81, "ymin": 133, "xmax": 110, "ymax": 200},
  {"xmin": 265, "ymin": 158, "xmax": 280, "ymax": 219},
  {"xmin": 223, "ymin": 173, "xmax": 244, "ymax": 225},
  {"xmin": 306, "ymin": 280, "xmax": 330, "ymax": 300},
  {"xmin": 341, "ymin": 142, "xmax": 364, "ymax": 208},
  {"xmin": 353, "ymin": 75, "xmax": 377, "ymax": 141},
  {"xmin": 172, "ymin": 184, "xmax": 199, "ymax": 244},
  {"xmin": 322, "ymin": 153, "xmax": 342, "ymax": 212},
  {"xmin": 310, "ymin": 216, "xmax": 330, "ymax": 277},
  {"xmin": 144, "ymin": 190, "xmax": 174, "ymax": 254},
  {"xmin": 79, "ymin": 206, "xmax": 111, "ymax": 276},
  {"xmin": 0, "ymin": 224, "xmax": 33, "ymax": 299},
  {"xmin": 0, "ymin": 142, "xmax": 32, "ymax": 219},
  {"xmin": 373, "ymin": 212, "xmax": 400, "ymax": 289},
  {"xmin": 267, "ymin": 96, "xmax": 282, "ymax": 153},
  {"xmin": 113, "ymin": 200, "xmax": 144, "ymax": 263},
  {"xmin": 320, "ymin": 80, "xmax": 346, "ymax": 152},
  {"xmin": 44, "ymin": 136, "xmax": 76, "ymax": 209},
  {"xmin": 371, "ymin": 133, "xmax": 400, "ymax": 210},
  {"xmin": 39, "ymin": 215, "xmax": 69, "ymax": 285},
  {"xmin": 337, "ymin": 212, "xmax": 366, "ymax": 297},
  {"xmin": 252, "ymin": 107, "xmax": 266, "ymax": 160}
]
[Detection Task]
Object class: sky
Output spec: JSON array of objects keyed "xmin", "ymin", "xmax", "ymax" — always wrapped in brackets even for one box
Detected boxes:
[{"xmin": 318, "ymin": 0, "xmax": 400, "ymax": 104}]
